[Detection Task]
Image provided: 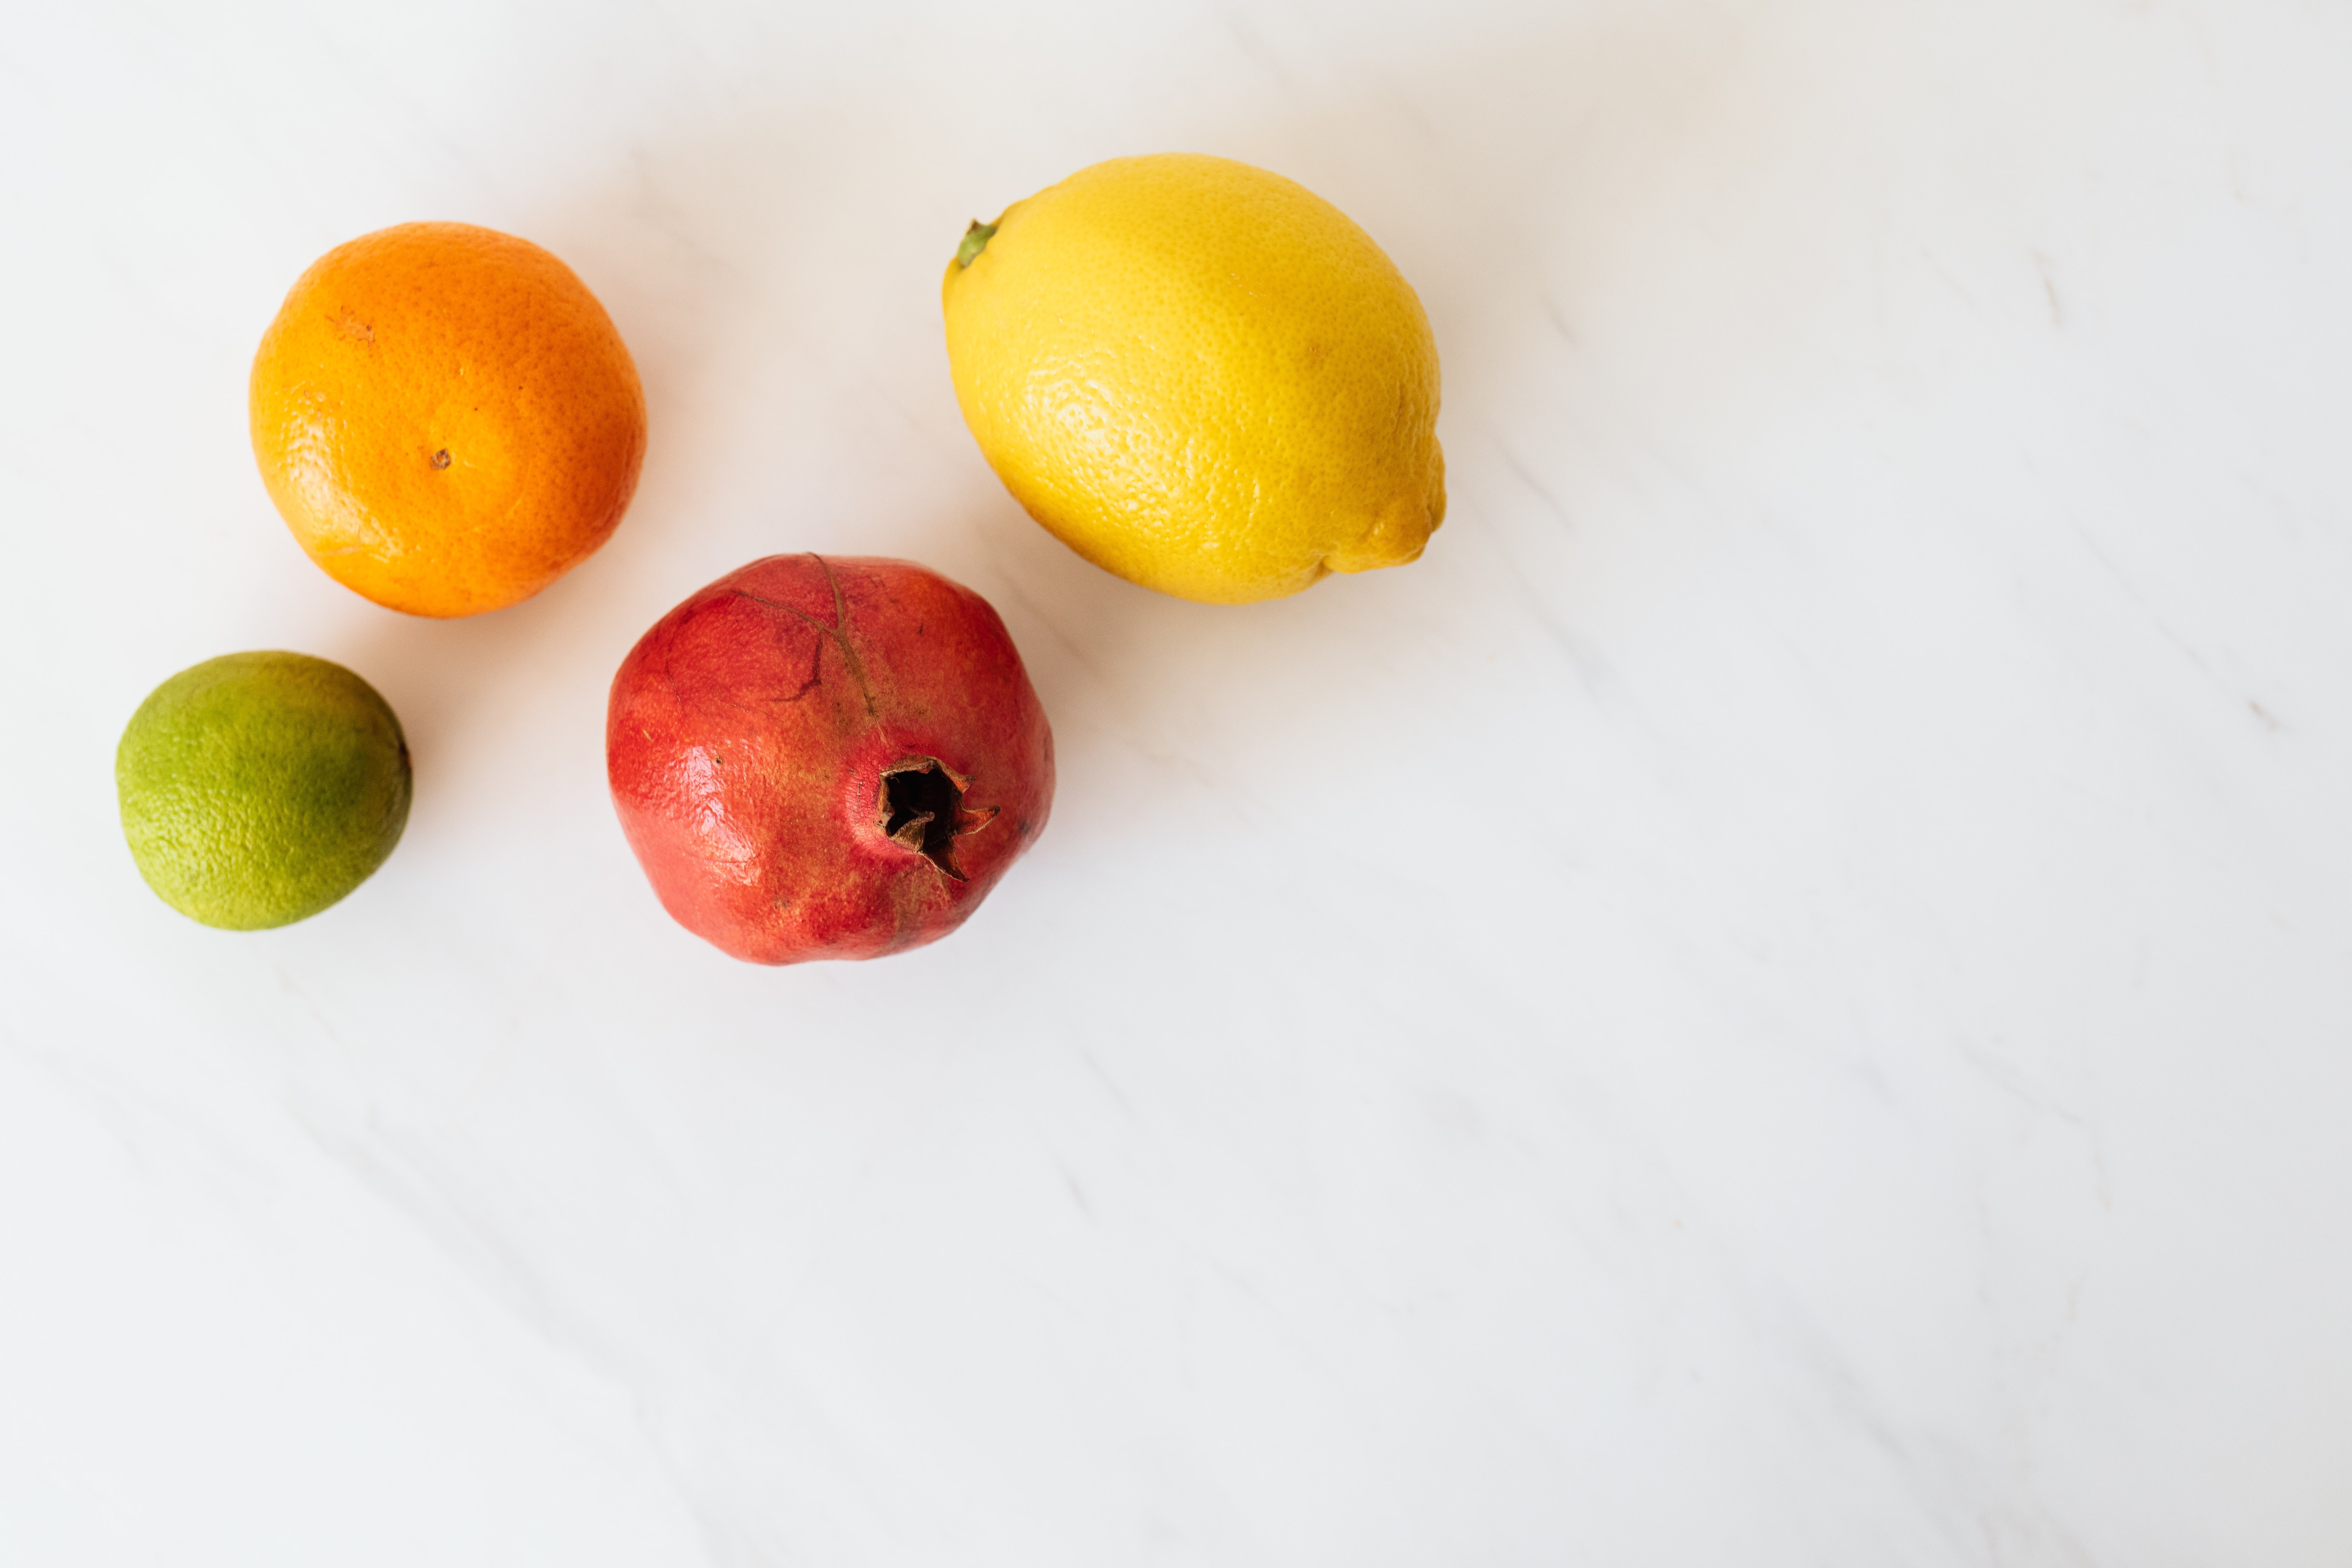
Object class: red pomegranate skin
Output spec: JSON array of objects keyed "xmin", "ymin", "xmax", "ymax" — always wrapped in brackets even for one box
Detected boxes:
[{"xmin": 607, "ymin": 554, "xmax": 1054, "ymax": 964}]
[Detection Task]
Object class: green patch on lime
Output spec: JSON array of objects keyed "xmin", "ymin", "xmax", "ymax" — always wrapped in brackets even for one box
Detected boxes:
[{"xmin": 117, "ymin": 651, "xmax": 412, "ymax": 930}]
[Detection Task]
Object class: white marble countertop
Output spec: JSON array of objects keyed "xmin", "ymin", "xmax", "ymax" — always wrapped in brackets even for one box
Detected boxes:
[{"xmin": 4, "ymin": 1, "xmax": 2348, "ymax": 1562}]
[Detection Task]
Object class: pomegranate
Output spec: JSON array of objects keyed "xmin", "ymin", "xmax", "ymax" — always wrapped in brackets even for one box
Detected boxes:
[{"xmin": 607, "ymin": 553, "xmax": 1054, "ymax": 964}]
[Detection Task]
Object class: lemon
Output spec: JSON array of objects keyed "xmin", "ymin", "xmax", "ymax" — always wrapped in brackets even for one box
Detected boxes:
[
  {"xmin": 117, "ymin": 652, "xmax": 412, "ymax": 930},
  {"xmin": 942, "ymin": 153, "xmax": 1446, "ymax": 604}
]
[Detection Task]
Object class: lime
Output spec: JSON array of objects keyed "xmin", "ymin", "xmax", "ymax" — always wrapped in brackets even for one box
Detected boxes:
[{"xmin": 117, "ymin": 651, "xmax": 412, "ymax": 930}]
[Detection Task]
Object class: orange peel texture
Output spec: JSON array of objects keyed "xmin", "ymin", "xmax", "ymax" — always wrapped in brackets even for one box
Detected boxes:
[{"xmin": 251, "ymin": 222, "xmax": 647, "ymax": 618}]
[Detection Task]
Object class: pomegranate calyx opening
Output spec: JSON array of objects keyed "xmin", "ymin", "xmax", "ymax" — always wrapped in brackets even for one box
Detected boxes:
[{"xmin": 877, "ymin": 757, "xmax": 995, "ymax": 881}]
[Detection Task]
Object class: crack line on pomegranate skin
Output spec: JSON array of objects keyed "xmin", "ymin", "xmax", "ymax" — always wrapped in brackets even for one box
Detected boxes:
[
  {"xmin": 723, "ymin": 574, "xmax": 876, "ymax": 719},
  {"xmin": 788, "ymin": 633, "xmax": 823, "ymax": 704},
  {"xmin": 702, "ymin": 594, "xmax": 824, "ymax": 718},
  {"xmin": 811, "ymin": 553, "xmax": 881, "ymax": 719}
]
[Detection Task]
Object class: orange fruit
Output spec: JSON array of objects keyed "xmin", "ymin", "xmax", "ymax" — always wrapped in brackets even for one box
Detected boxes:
[{"xmin": 250, "ymin": 222, "xmax": 647, "ymax": 618}]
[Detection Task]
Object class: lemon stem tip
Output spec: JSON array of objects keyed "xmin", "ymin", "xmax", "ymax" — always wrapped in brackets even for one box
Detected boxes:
[{"xmin": 954, "ymin": 219, "xmax": 998, "ymax": 269}]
